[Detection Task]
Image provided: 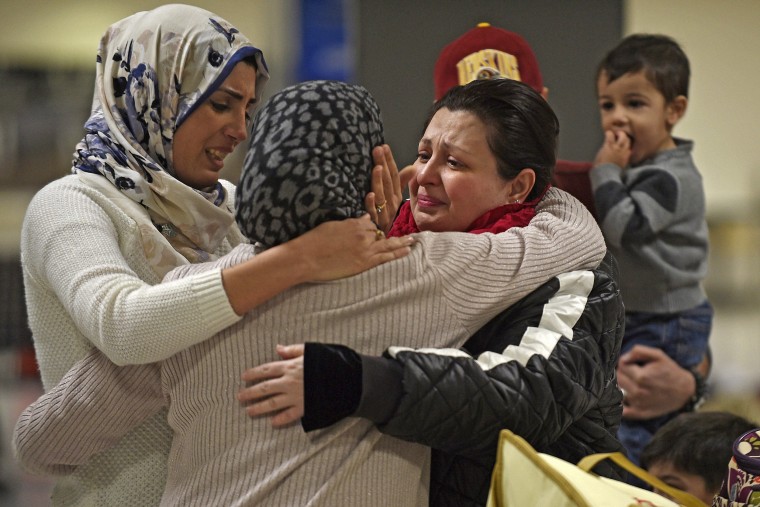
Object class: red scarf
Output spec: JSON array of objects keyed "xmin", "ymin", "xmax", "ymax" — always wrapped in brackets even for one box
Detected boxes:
[{"xmin": 388, "ymin": 186, "xmax": 548, "ymax": 237}]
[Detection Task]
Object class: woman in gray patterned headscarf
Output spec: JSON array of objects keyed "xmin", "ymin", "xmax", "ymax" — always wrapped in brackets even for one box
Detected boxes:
[
  {"xmin": 18, "ymin": 5, "xmax": 411, "ymax": 505},
  {"xmin": 237, "ymin": 80, "xmax": 384, "ymax": 247}
]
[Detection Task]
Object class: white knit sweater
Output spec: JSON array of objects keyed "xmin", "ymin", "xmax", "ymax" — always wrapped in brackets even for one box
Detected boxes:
[
  {"xmin": 15, "ymin": 187, "xmax": 605, "ymax": 506},
  {"xmin": 19, "ymin": 174, "xmax": 245, "ymax": 506}
]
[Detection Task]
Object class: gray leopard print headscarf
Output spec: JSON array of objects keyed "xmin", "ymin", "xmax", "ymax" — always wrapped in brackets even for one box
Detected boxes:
[{"xmin": 236, "ymin": 80, "xmax": 384, "ymax": 248}]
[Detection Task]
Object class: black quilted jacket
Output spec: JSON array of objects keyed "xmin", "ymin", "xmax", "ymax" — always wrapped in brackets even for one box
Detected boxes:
[
  {"xmin": 381, "ymin": 252, "xmax": 625, "ymax": 505},
  {"xmin": 303, "ymin": 253, "xmax": 625, "ymax": 506}
]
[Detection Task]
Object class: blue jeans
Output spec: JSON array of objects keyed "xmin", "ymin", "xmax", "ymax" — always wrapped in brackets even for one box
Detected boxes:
[{"xmin": 617, "ymin": 300, "xmax": 713, "ymax": 475}]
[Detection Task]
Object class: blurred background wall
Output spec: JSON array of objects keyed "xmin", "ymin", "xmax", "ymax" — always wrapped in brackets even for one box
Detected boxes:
[{"xmin": 1, "ymin": 0, "xmax": 759, "ymax": 504}]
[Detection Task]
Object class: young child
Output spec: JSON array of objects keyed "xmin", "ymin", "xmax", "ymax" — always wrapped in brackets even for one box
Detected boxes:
[
  {"xmin": 640, "ymin": 411, "xmax": 757, "ymax": 505},
  {"xmin": 589, "ymin": 34, "xmax": 713, "ymax": 467}
]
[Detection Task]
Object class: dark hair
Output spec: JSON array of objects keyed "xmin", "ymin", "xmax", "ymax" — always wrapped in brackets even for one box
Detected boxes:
[
  {"xmin": 428, "ymin": 78, "xmax": 557, "ymax": 201},
  {"xmin": 242, "ymin": 54, "xmax": 259, "ymax": 69},
  {"xmin": 597, "ymin": 34, "xmax": 690, "ymax": 102},
  {"xmin": 640, "ymin": 411, "xmax": 757, "ymax": 493}
]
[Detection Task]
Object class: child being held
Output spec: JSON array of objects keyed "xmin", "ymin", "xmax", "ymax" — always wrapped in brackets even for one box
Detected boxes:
[
  {"xmin": 641, "ymin": 411, "xmax": 757, "ymax": 505},
  {"xmin": 589, "ymin": 33, "xmax": 713, "ymax": 467}
]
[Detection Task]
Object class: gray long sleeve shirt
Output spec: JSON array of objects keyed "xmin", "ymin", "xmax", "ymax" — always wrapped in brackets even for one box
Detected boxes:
[{"xmin": 590, "ymin": 138, "xmax": 709, "ymax": 313}]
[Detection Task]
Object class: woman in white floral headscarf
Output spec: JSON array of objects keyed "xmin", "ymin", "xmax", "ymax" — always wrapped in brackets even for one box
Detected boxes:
[{"xmin": 19, "ymin": 4, "xmax": 411, "ymax": 505}]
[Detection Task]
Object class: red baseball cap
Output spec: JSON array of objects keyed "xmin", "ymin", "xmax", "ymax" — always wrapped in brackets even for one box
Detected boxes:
[{"xmin": 433, "ymin": 22, "xmax": 544, "ymax": 100}]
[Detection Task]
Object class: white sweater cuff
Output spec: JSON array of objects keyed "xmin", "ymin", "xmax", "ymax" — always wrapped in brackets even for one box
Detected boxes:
[{"xmin": 191, "ymin": 268, "xmax": 243, "ymax": 332}]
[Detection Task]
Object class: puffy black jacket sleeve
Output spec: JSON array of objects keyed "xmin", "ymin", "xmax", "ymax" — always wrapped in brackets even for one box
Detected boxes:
[{"xmin": 302, "ymin": 343, "xmax": 404, "ymax": 431}]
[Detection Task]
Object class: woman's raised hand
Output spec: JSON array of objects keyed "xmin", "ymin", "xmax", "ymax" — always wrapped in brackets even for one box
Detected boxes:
[
  {"xmin": 238, "ymin": 344, "xmax": 306, "ymax": 427},
  {"xmin": 366, "ymin": 144, "xmax": 406, "ymax": 234}
]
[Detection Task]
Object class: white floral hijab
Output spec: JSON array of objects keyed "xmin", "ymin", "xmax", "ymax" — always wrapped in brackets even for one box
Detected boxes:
[{"xmin": 72, "ymin": 4, "xmax": 268, "ymax": 271}]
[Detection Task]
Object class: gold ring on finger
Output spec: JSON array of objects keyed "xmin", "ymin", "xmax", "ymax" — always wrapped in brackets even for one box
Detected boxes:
[{"xmin": 367, "ymin": 228, "xmax": 385, "ymax": 241}]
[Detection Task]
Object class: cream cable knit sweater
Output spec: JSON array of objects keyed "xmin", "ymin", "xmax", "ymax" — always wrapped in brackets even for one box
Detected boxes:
[
  {"xmin": 16, "ymin": 187, "xmax": 604, "ymax": 506},
  {"xmin": 20, "ymin": 174, "xmax": 244, "ymax": 506}
]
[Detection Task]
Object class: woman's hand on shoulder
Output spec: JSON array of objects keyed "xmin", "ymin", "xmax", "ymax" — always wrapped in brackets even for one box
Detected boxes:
[
  {"xmin": 293, "ymin": 214, "xmax": 414, "ymax": 282},
  {"xmin": 221, "ymin": 215, "xmax": 413, "ymax": 316}
]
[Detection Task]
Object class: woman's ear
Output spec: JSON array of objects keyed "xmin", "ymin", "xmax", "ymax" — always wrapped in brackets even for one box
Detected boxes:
[
  {"xmin": 508, "ymin": 168, "xmax": 536, "ymax": 203},
  {"xmin": 666, "ymin": 95, "xmax": 688, "ymax": 127}
]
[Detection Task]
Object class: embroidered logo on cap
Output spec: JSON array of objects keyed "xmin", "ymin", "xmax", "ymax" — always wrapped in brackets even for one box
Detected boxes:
[{"xmin": 456, "ymin": 49, "xmax": 521, "ymax": 86}]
